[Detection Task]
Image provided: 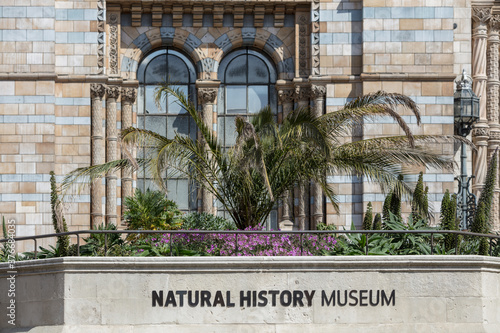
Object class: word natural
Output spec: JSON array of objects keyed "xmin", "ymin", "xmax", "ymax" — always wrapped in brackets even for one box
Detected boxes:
[{"xmin": 152, "ymin": 289, "xmax": 395, "ymax": 308}]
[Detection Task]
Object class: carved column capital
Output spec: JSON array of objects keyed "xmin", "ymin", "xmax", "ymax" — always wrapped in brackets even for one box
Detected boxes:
[
  {"xmin": 490, "ymin": 15, "xmax": 500, "ymax": 31},
  {"xmin": 91, "ymin": 83, "xmax": 106, "ymax": 99},
  {"xmin": 473, "ymin": 127, "xmax": 490, "ymax": 138},
  {"xmin": 278, "ymin": 88, "xmax": 295, "ymax": 104},
  {"xmin": 197, "ymin": 87, "xmax": 218, "ymax": 104},
  {"xmin": 106, "ymin": 85, "xmax": 121, "ymax": 99},
  {"xmin": 473, "ymin": 7, "xmax": 492, "ymax": 25},
  {"xmin": 121, "ymin": 87, "xmax": 137, "ymax": 104},
  {"xmin": 310, "ymin": 84, "xmax": 326, "ymax": 100},
  {"xmin": 294, "ymin": 85, "xmax": 311, "ymax": 102}
]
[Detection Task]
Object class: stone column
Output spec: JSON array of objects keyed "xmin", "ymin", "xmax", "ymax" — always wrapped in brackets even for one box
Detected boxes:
[
  {"xmin": 121, "ymin": 87, "xmax": 137, "ymax": 217},
  {"xmin": 310, "ymin": 84, "xmax": 326, "ymax": 229},
  {"xmin": 487, "ymin": 15, "xmax": 500, "ymax": 226},
  {"xmin": 472, "ymin": 7, "xmax": 491, "ymax": 194},
  {"xmin": 105, "ymin": 86, "xmax": 120, "ymax": 225},
  {"xmin": 196, "ymin": 81, "xmax": 219, "ymax": 215},
  {"xmin": 294, "ymin": 84, "xmax": 311, "ymax": 230},
  {"xmin": 277, "ymin": 86, "xmax": 295, "ymax": 230},
  {"xmin": 90, "ymin": 83, "xmax": 106, "ymax": 228}
]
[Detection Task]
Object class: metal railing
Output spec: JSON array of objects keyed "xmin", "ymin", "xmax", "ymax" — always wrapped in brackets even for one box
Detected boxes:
[{"xmin": 1, "ymin": 229, "xmax": 500, "ymax": 258}]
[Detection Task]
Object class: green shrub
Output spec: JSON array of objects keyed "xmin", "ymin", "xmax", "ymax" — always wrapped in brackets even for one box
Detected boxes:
[
  {"xmin": 181, "ymin": 212, "xmax": 236, "ymax": 230},
  {"xmin": 372, "ymin": 213, "xmax": 382, "ymax": 230},
  {"xmin": 80, "ymin": 223, "xmax": 125, "ymax": 256},
  {"xmin": 123, "ymin": 188, "xmax": 183, "ymax": 231}
]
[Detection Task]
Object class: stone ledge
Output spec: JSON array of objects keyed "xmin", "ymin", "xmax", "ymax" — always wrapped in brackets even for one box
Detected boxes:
[{"xmin": 2, "ymin": 255, "xmax": 500, "ymax": 276}]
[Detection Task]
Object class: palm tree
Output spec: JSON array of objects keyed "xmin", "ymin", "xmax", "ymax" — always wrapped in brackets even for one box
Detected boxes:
[{"xmin": 63, "ymin": 87, "xmax": 462, "ymax": 229}]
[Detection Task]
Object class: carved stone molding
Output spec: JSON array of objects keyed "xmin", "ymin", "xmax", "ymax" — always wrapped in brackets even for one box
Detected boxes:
[
  {"xmin": 121, "ymin": 87, "xmax": 137, "ymax": 104},
  {"xmin": 91, "ymin": 83, "xmax": 106, "ymax": 99},
  {"xmin": 97, "ymin": 0, "xmax": 105, "ymax": 74},
  {"xmin": 106, "ymin": 85, "xmax": 121, "ymax": 99},
  {"xmin": 489, "ymin": 130, "xmax": 500, "ymax": 141},
  {"xmin": 198, "ymin": 88, "xmax": 218, "ymax": 104},
  {"xmin": 473, "ymin": 127, "xmax": 490, "ymax": 138},
  {"xmin": 278, "ymin": 89, "xmax": 294, "ymax": 104},
  {"xmin": 310, "ymin": 85, "xmax": 326, "ymax": 100},
  {"xmin": 311, "ymin": 0, "xmax": 320, "ymax": 76},
  {"xmin": 297, "ymin": 14, "xmax": 309, "ymax": 77},
  {"xmin": 108, "ymin": 12, "xmax": 119, "ymax": 75}
]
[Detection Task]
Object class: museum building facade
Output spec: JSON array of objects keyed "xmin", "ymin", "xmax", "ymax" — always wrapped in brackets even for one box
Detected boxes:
[{"xmin": 2, "ymin": 0, "xmax": 499, "ymax": 250}]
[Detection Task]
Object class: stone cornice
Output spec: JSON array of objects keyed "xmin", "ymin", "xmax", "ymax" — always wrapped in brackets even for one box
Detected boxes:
[{"xmin": 360, "ymin": 73, "xmax": 457, "ymax": 82}]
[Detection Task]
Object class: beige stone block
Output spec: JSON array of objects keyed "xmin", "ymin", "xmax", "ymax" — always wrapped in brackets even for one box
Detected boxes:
[
  {"xmin": 0, "ymin": 143, "xmax": 19, "ymax": 154},
  {"xmin": 15, "ymin": 81, "xmax": 36, "ymax": 96},
  {"xmin": 19, "ymin": 143, "xmax": 36, "ymax": 154},
  {"xmin": 0, "ymin": 182, "xmax": 19, "ymax": 193},
  {"xmin": 62, "ymin": 144, "xmax": 79, "ymax": 155},
  {"xmin": 375, "ymin": 53, "xmax": 391, "ymax": 65},
  {"xmin": 415, "ymin": 54, "xmax": 431, "ymax": 65},
  {"xmin": 402, "ymin": 42, "xmax": 425, "ymax": 54},
  {"xmin": 382, "ymin": 81, "xmax": 403, "ymax": 93},
  {"xmin": 16, "ymin": 124, "xmax": 35, "ymax": 135},
  {"xmin": 402, "ymin": 82, "xmax": 421, "ymax": 96},
  {"xmin": 391, "ymin": 54, "xmax": 414, "ymax": 65},
  {"xmin": 422, "ymin": 82, "xmax": 443, "ymax": 96},
  {"xmin": 363, "ymin": 81, "xmax": 382, "ymax": 93},
  {"xmin": 15, "ymin": 41, "xmax": 33, "ymax": 53},
  {"xmin": 431, "ymin": 54, "xmax": 453, "ymax": 65},
  {"xmin": 16, "ymin": 162, "xmax": 36, "ymax": 173},
  {"xmin": 55, "ymin": 44, "xmax": 74, "ymax": 55},
  {"xmin": 20, "ymin": 182, "xmax": 36, "ymax": 193},
  {"xmin": 0, "ymin": 82, "xmax": 15, "ymax": 95},
  {"xmin": 364, "ymin": 0, "xmax": 385, "ymax": 6},
  {"xmin": 400, "ymin": 19, "xmax": 423, "ymax": 30},
  {"xmin": 35, "ymin": 81, "xmax": 55, "ymax": 95},
  {"xmin": 74, "ymin": 20, "xmax": 90, "ymax": 32},
  {"xmin": 383, "ymin": 19, "xmax": 399, "ymax": 31},
  {"xmin": 386, "ymin": 42, "xmax": 402, "ymax": 53},
  {"xmin": 4, "ymin": 53, "xmax": 27, "ymax": 65},
  {"xmin": 364, "ymin": 19, "xmax": 383, "ymax": 30},
  {"xmin": 36, "ymin": 162, "xmax": 54, "ymax": 174},
  {"xmin": 19, "ymin": 104, "xmax": 35, "ymax": 115},
  {"xmin": 334, "ymin": 84, "xmax": 355, "ymax": 98}
]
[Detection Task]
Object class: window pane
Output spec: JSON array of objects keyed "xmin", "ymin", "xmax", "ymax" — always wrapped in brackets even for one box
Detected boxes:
[
  {"xmin": 217, "ymin": 116, "xmax": 225, "ymax": 146},
  {"xmin": 145, "ymin": 116, "xmax": 166, "ymax": 136},
  {"xmin": 167, "ymin": 55, "xmax": 190, "ymax": 84},
  {"xmin": 224, "ymin": 116, "xmax": 238, "ymax": 146},
  {"xmin": 167, "ymin": 179, "xmax": 189, "ymax": 210},
  {"xmin": 226, "ymin": 86, "xmax": 247, "ymax": 113},
  {"xmin": 248, "ymin": 55, "xmax": 269, "ymax": 84},
  {"xmin": 167, "ymin": 115, "xmax": 189, "ymax": 139},
  {"xmin": 145, "ymin": 55, "xmax": 167, "ymax": 84},
  {"xmin": 248, "ymin": 86, "xmax": 268, "ymax": 113},
  {"xmin": 225, "ymin": 55, "xmax": 247, "ymax": 84},
  {"xmin": 167, "ymin": 85, "xmax": 188, "ymax": 114},
  {"xmin": 145, "ymin": 86, "xmax": 165, "ymax": 114}
]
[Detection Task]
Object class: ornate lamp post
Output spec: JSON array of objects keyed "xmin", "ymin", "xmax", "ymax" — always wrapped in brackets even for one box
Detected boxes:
[{"xmin": 454, "ymin": 70, "xmax": 480, "ymax": 230}]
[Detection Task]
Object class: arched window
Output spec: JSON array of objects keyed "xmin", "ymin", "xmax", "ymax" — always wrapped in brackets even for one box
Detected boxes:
[
  {"xmin": 136, "ymin": 49, "xmax": 197, "ymax": 212},
  {"xmin": 217, "ymin": 48, "xmax": 278, "ymax": 227},
  {"xmin": 217, "ymin": 48, "xmax": 277, "ymax": 147}
]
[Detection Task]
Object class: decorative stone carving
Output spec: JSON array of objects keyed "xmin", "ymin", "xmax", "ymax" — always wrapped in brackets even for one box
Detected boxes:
[
  {"xmin": 121, "ymin": 87, "xmax": 137, "ymax": 104},
  {"xmin": 298, "ymin": 15, "xmax": 308, "ymax": 77},
  {"xmin": 278, "ymin": 89, "xmax": 294, "ymax": 104},
  {"xmin": 294, "ymin": 86, "xmax": 311, "ymax": 102},
  {"xmin": 106, "ymin": 85, "xmax": 121, "ymax": 100},
  {"xmin": 97, "ymin": 0, "xmax": 105, "ymax": 74},
  {"xmin": 487, "ymin": 15, "xmax": 500, "ymax": 124},
  {"xmin": 473, "ymin": 128, "xmax": 490, "ymax": 137},
  {"xmin": 91, "ymin": 83, "xmax": 106, "ymax": 99},
  {"xmin": 310, "ymin": 85, "xmax": 326, "ymax": 100},
  {"xmin": 311, "ymin": 0, "xmax": 320, "ymax": 76},
  {"xmin": 109, "ymin": 13, "xmax": 119, "ymax": 75},
  {"xmin": 473, "ymin": 7, "xmax": 492, "ymax": 24},
  {"xmin": 198, "ymin": 88, "xmax": 218, "ymax": 104}
]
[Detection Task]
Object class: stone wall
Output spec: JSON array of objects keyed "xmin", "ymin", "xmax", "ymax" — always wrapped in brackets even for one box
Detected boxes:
[{"xmin": 0, "ymin": 256, "xmax": 499, "ymax": 332}]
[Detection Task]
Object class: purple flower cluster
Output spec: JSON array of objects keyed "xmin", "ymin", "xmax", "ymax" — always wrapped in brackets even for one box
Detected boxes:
[{"xmin": 144, "ymin": 226, "xmax": 337, "ymax": 256}]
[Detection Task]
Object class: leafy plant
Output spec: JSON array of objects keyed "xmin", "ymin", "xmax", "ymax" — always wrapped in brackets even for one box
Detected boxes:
[
  {"xmin": 411, "ymin": 172, "xmax": 429, "ymax": 222},
  {"xmin": 181, "ymin": 212, "xmax": 236, "ymax": 230},
  {"xmin": 316, "ymin": 223, "xmax": 337, "ymax": 231},
  {"xmin": 123, "ymin": 188, "xmax": 183, "ymax": 232},
  {"xmin": 440, "ymin": 190, "xmax": 459, "ymax": 252},
  {"xmin": 471, "ymin": 150, "xmax": 497, "ymax": 255},
  {"xmin": 50, "ymin": 171, "xmax": 70, "ymax": 256},
  {"xmin": 63, "ymin": 87, "xmax": 460, "ymax": 230},
  {"xmin": 372, "ymin": 213, "xmax": 382, "ymax": 230},
  {"xmin": 79, "ymin": 223, "xmax": 125, "ymax": 256},
  {"xmin": 362, "ymin": 202, "xmax": 373, "ymax": 230}
]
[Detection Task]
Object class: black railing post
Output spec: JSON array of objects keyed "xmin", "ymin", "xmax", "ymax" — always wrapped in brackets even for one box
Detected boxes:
[
  {"xmin": 104, "ymin": 233, "xmax": 107, "ymax": 256},
  {"xmin": 34, "ymin": 238, "xmax": 37, "ymax": 259},
  {"xmin": 365, "ymin": 233, "xmax": 368, "ymax": 255},
  {"xmin": 490, "ymin": 237, "xmax": 493, "ymax": 256},
  {"xmin": 235, "ymin": 234, "xmax": 239, "ymax": 254},
  {"xmin": 300, "ymin": 233, "xmax": 303, "ymax": 256},
  {"xmin": 431, "ymin": 233, "xmax": 434, "ymax": 255},
  {"xmin": 77, "ymin": 233, "xmax": 80, "ymax": 256},
  {"xmin": 170, "ymin": 233, "xmax": 173, "ymax": 256}
]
